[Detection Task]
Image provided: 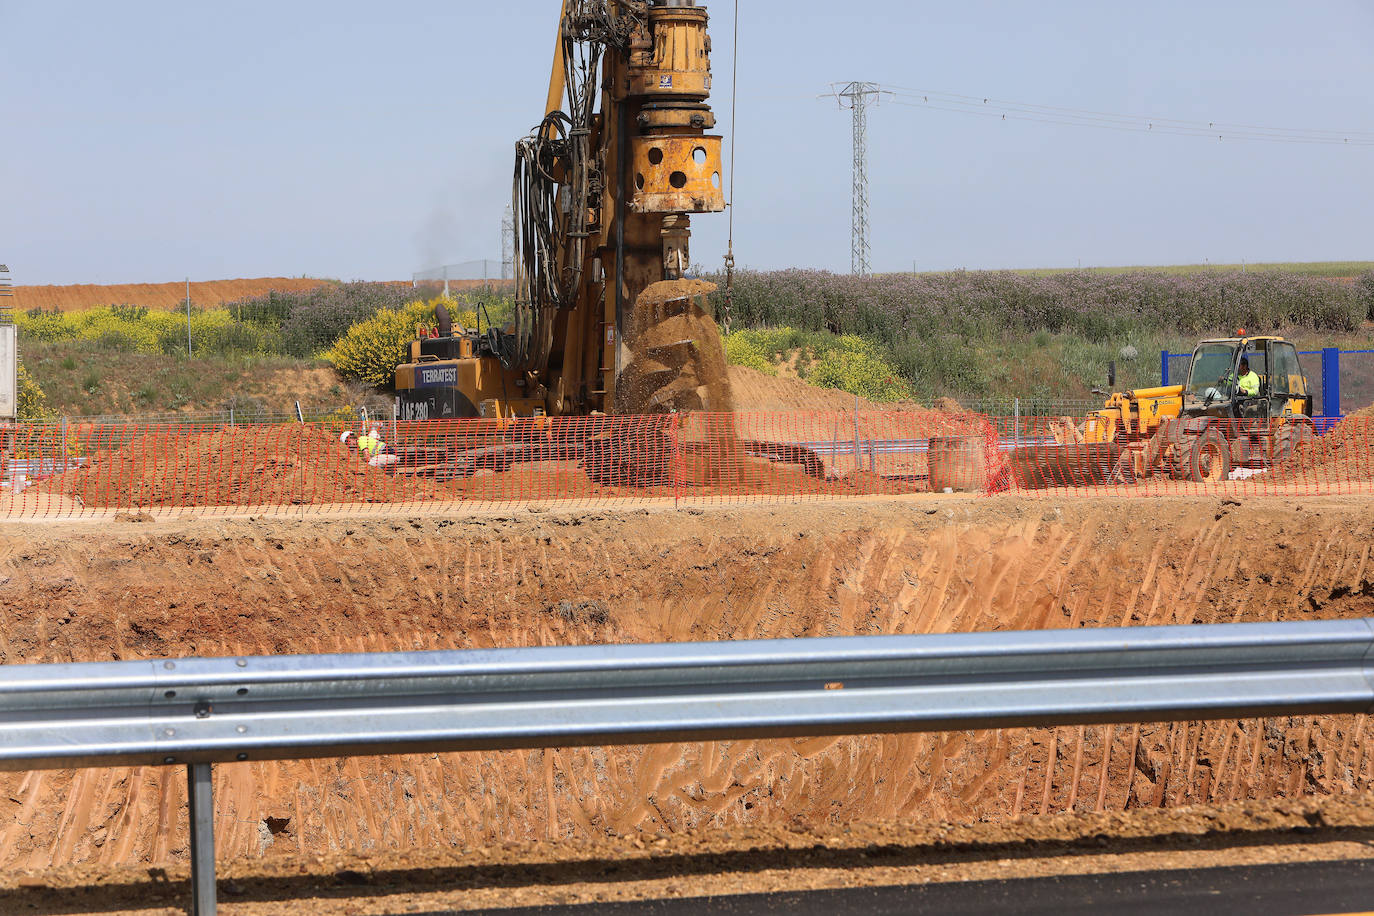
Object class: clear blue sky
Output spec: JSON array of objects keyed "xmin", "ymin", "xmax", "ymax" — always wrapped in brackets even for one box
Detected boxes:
[{"xmin": 3, "ymin": 1, "xmax": 1371, "ymax": 285}]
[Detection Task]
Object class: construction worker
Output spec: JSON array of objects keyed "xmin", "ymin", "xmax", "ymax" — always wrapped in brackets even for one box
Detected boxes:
[
  {"xmin": 1236, "ymin": 358, "xmax": 1260, "ymax": 396},
  {"xmin": 357, "ymin": 429, "xmax": 400, "ymax": 469},
  {"xmin": 357, "ymin": 429, "xmax": 383, "ymax": 458}
]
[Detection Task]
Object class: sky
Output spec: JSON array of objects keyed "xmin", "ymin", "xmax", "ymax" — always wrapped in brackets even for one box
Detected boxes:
[{"xmin": 2, "ymin": 0, "xmax": 1371, "ymax": 286}]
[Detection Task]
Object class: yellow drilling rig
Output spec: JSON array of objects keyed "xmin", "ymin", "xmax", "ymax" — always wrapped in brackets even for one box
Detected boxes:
[
  {"xmin": 388, "ymin": 2, "xmax": 821, "ymax": 484},
  {"xmin": 395, "ymin": 0, "xmax": 731, "ymax": 424}
]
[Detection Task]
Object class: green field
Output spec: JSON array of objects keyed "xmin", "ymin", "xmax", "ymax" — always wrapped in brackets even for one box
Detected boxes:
[{"xmin": 1007, "ymin": 261, "xmax": 1374, "ymax": 278}]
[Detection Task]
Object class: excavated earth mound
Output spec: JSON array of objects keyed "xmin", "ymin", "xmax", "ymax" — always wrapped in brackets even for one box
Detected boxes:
[
  {"xmin": 1271, "ymin": 410, "xmax": 1374, "ymax": 483},
  {"xmin": 38, "ymin": 426, "xmax": 447, "ymax": 507},
  {"xmin": 0, "ymin": 495, "xmax": 1372, "ymax": 875}
]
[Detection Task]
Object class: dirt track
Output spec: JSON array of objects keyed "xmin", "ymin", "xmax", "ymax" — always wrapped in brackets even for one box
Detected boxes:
[{"xmin": 1, "ymin": 494, "xmax": 1372, "ymax": 880}]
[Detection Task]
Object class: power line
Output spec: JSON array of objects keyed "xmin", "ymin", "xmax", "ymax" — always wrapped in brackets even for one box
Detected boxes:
[
  {"xmin": 886, "ymin": 86, "xmax": 1374, "ymax": 137},
  {"xmin": 859, "ymin": 85, "xmax": 1374, "ymax": 146}
]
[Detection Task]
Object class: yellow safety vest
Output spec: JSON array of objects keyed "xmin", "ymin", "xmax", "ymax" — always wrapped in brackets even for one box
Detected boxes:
[
  {"xmin": 1237, "ymin": 371, "xmax": 1259, "ymax": 396},
  {"xmin": 357, "ymin": 435, "xmax": 381, "ymax": 456}
]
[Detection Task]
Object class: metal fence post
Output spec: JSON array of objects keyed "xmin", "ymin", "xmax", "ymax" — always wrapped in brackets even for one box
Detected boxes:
[
  {"xmin": 1323, "ymin": 347, "xmax": 1341, "ymax": 418},
  {"xmin": 1161, "ymin": 350, "xmax": 1170, "ymax": 386},
  {"xmin": 186, "ymin": 762, "xmax": 217, "ymax": 915},
  {"xmin": 853, "ymin": 396, "xmax": 861, "ymax": 474},
  {"xmin": 1014, "ymin": 397, "xmax": 1020, "ymax": 449}
]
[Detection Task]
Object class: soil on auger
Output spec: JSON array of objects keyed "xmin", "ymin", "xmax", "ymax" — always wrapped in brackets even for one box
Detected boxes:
[
  {"xmin": 596, "ymin": 278, "xmax": 742, "ymax": 487},
  {"xmin": 616, "ymin": 279, "xmax": 734, "ymax": 416}
]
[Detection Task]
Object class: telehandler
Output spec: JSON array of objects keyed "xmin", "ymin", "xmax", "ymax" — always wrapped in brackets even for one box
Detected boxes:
[{"xmin": 1011, "ymin": 334, "xmax": 1317, "ymax": 487}]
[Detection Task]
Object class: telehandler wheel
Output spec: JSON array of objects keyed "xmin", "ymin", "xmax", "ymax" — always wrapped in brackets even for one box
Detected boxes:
[
  {"xmin": 1186, "ymin": 429, "xmax": 1231, "ymax": 483},
  {"xmin": 1274, "ymin": 421, "xmax": 1316, "ymax": 462}
]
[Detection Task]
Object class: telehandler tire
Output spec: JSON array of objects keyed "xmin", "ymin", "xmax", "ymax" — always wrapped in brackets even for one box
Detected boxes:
[
  {"xmin": 1186, "ymin": 429, "xmax": 1231, "ymax": 483},
  {"xmin": 1273, "ymin": 421, "xmax": 1316, "ymax": 463}
]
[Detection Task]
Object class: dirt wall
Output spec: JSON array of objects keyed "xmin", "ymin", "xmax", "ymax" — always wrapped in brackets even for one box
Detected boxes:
[
  {"xmin": 0, "ymin": 495, "xmax": 1371, "ymax": 872},
  {"xmin": 12, "ymin": 279, "xmax": 334, "ymax": 312}
]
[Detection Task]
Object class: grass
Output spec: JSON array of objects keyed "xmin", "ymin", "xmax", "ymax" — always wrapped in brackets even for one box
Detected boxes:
[
  {"xmin": 725, "ymin": 325, "xmax": 1374, "ymax": 403},
  {"xmin": 876, "ymin": 261, "xmax": 1374, "ymax": 279},
  {"xmin": 19, "ymin": 340, "xmax": 377, "ymax": 418}
]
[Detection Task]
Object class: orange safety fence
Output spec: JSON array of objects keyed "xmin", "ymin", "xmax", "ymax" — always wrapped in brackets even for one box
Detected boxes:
[
  {"xmin": 0, "ymin": 411, "xmax": 995, "ymax": 519},
  {"xmin": 0, "ymin": 412, "xmax": 1368, "ymax": 519},
  {"xmin": 987, "ymin": 415, "xmax": 1374, "ymax": 498}
]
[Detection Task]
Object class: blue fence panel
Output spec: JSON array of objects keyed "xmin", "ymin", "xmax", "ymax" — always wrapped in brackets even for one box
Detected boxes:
[
  {"xmin": 1340, "ymin": 350, "xmax": 1374, "ymax": 415},
  {"xmin": 1163, "ymin": 352, "xmax": 1193, "ymax": 388},
  {"xmin": 1301, "ymin": 351, "xmax": 1326, "ymax": 419},
  {"xmin": 1322, "ymin": 348, "xmax": 1341, "ymax": 418}
]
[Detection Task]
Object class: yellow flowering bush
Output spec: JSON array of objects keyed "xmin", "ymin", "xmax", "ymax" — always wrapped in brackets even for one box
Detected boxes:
[
  {"xmin": 805, "ymin": 335, "xmax": 912, "ymax": 402},
  {"xmin": 17, "ymin": 359, "xmax": 53, "ymax": 419},
  {"xmin": 723, "ymin": 333, "xmax": 776, "ymax": 375},
  {"xmin": 16, "ymin": 307, "xmax": 281, "ymax": 355},
  {"xmin": 325, "ymin": 302, "xmax": 437, "ymax": 386},
  {"xmin": 325, "ymin": 298, "xmax": 481, "ymax": 388}
]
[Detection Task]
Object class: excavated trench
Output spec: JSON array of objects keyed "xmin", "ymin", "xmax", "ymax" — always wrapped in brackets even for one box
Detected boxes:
[{"xmin": 1, "ymin": 495, "xmax": 1372, "ymax": 872}]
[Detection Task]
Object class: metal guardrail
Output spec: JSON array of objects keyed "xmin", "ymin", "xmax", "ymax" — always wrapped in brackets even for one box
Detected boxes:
[{"xmin": 3, "ymin": 619, "xmax": 1373, "ymax": 914}]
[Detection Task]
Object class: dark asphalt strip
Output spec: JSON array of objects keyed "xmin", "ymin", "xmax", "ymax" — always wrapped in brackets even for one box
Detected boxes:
[{"xmin": 409, "ymin": 857, "xmax": 1374, "ymax": 916}]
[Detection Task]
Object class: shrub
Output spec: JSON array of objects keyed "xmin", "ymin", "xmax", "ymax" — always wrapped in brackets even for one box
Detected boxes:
[
  {"xmin": 723, "ymin": 332, "xmax": 776, "ymax": 375},
  {"xmin": 889, "ymin": 337, "xmax": 991, "ymax": 397},
  {"xmin": 704, "ymin": 269, "xmax": 1366, "ymax": 341},
  {"xmin": 805, "ymin": 335, "xmax": 911, "ymax": 402},
  {"xmin": 16, "ymin": 359, "xmax": 53, "ymax": 419},
  {"xmin": 1360, "ymin": 272, "xmax": 1374, "ymax": 321},
  {"xmin": 326, "ymin": 301, "xmax": 438, "ymax": 387},
  {"xmin": 17, "ymin": 308, "xmax": 74, "ymax": 342},
  {"xmin": 109, "ymin": 303, "xmax": 149, "ymax": 321},
  {"xmin": 16, "ymin": 306, "xmax": 289, "ymax": 358},
  {"xmin": 277, "ymin": 283, "xmax": 425, "ymax": 357}
]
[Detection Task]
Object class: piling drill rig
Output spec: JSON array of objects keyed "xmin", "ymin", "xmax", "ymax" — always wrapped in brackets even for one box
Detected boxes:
[{"xmin": 396, "ymin": 0, "xmax": 732, "ymax": 423}]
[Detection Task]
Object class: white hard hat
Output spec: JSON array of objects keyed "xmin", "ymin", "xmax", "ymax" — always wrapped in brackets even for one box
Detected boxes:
[
  {"xmin": 369, "ymin": 429, "xmax": 380, "ymax": 438},
  {"xmin": 340, "ymin": 431, "xmax": 354, "ymax": 444}
]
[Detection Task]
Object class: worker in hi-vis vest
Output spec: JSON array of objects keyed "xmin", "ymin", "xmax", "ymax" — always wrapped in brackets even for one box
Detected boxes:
[
  {"xmin": 357, "ymin": 429, "xmax": 383, "ymax": 457},
  {"xmin": 1236, "ymin": 357, "xmax": 1260, "ymax": 396}
]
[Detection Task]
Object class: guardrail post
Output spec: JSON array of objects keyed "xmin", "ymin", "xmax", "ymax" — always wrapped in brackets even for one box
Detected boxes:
[
  {"xmin": 1322, "ymin": 347, "xmax": 1341, "ymax": 418},
  {"xmin": 1161, "ymin": 350, "xmax": 1170, "ymax": 386},
  {"xmin": 187, "ymin": 762, "xmax": 217, "ymax": 915}
]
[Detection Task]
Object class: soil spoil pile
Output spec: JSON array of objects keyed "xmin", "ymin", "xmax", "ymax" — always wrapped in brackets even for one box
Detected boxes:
[
  {"xmin": 40, "ymin": 426, "xmax": 443, "ymax": 507},
  {"xmin": 727, "ymin": 366, "xmax": 879, "ymax": 412},
  {"xmin": 1272, "ymin": 408, "xmax": 1374, "ymax": 482}
]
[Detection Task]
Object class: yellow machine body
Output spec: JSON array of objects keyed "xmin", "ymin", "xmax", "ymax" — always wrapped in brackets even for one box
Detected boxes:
[
  {"xmin": 395, "ymin": 1, "xmax": 729, "ymax": 423},
  {"xmin": 1020, "ymin": 336, "xmax": 1316, "ymax": 486}
]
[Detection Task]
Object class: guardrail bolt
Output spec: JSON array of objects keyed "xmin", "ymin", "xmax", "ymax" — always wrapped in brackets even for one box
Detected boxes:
[{"xmin": 194, "ymin": 702, "xmax": 212, "ymax": 719}]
